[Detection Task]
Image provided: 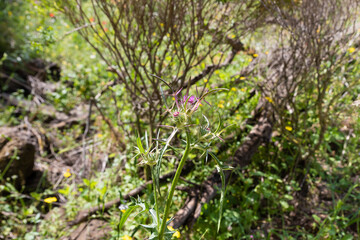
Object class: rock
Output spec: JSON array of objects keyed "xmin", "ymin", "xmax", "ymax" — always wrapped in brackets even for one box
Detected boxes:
[{"xmin": 0, "ymin": 126, "xmax": 36, "ymax": 186}]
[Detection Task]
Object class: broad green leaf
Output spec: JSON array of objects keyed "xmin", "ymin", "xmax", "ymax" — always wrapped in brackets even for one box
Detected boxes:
[
  {"xmin": 118, "ymin": 205, "xmax": 141, "ymax": 230},
  {"xmin": 137, "ymin": 136, "xmax": 145, "ymax": 154}
]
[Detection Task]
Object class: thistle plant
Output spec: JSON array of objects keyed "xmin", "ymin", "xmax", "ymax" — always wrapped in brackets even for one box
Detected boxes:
[{"xmin": 121, "ymin": 82, "xmax": 229, "ymax": 240}]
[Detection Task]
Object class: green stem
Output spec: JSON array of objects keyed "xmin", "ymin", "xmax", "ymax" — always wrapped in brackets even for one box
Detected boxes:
[
  {"xmin": 158, "ymin": 130, "xmax": 191, "ymax": 240},
  {"xmin": 152, "ymin": 166, "xmax": 160, "ymax": 230}
]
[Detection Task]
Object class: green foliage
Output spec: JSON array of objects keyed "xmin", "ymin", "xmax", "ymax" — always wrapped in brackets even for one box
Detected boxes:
[{"xmin": 1, "ymin": 0, "xmax": 360, "ymax": 239}]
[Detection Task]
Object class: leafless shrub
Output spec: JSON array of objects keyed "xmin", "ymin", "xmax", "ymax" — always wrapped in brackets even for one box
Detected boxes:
[
  {"xmin": 256, "ymin": 0, "xmax": 359, "ymax": 177},
  {"xmin": 57, "ymin": 0, "xmax": 253, "ymax": 139}
]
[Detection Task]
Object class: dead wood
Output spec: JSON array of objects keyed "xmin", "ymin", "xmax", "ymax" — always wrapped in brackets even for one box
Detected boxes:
[{"xmin": 0, "ymin": 125, "xmax": 37, "ymax": 187}]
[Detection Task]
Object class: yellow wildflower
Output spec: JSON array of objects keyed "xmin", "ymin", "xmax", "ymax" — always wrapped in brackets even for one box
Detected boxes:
[
  {"xmin": 173, "ymin": 231, "xmax": 181, "ymax": 238},
  {"xmin": 231, "ymin": 87, "xmax": 236, "ymax": 91},
  {"xmin": 153, "ymin": 32, "xmax": 156, "ymax": 36},
  {"xmin": 285, "ymin": 126, "xmax": 293, "ymax": 131},
  {"xmin": 122, "ymin": 235, "xmax": 132, "ymax": 240},
  {"xmin": 265, "ymin": 51, "xmax": 269, "ymax": 55},
  {"xmin": 204, "ymin": 79, "xmax": 208, "ymax": 83},
  {"xmin": 167, "ymin": 33, "xmax": 170, "ymax": 38},
  {"xmin": 167, "ymin": 226, "xmax": 181, "ymax": 238},
  {"xmin": 253, "ymin": 53, "xmax": 258, "ymax": 57},
  {"xmin": 63, "ymin": 169, "xmax": 71, "ymax": 178},
  {"xmin": 248, "ymin": 58, "xmax": 253, "ymax": 62},
  {"xmin": 160, "ymin": 23, "xmax": 164, "ymax": 27},
  {"xmin": 240, "ymin": 88, "xmax": 246, "ymax": 92},
  {"xmin": 240, "ymin": 76, "xmax": 246, "ymax": 80},
  {"xmin": 44, "ymin": 197, "xmax": 57, "ymax": 204},
  {"xmin": 348, "ymin": 47, "xmax": 356, "ymax": 53},
  {"xmin": 121, "ymin": 209, "xmax": 126, "ymax": 213},
  {"xmin": 265, "ymin": 97, "xmax": 273, "ymax": 103},
  {"xmin": 218, "ymin": 104, "xmax": 224, "ymax": 108}
]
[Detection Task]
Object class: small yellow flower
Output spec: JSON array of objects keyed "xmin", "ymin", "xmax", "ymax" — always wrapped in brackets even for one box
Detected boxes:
[
  {"xmin": 348, "ymin": 47, "xmax": 356, "ymax": 53},
  {"xmin": 173, "ymin": 231, "xmax": 181, "ymax": 238},
  {"xmin": 203, "ymin": 79, "xmax": 208, "ymax": 83},
  {"xmin": 153, "ymin": 32, "xmax": 156, "ymax": 36},
  {"xmin": 285, "ymin": 126, "xmax": 293, "ymax": 131},
  {"xmin": 167, "ymin": 226, "xmax": 181, "ymax": 238},
  {"xmin": 122, "ymin": 235, "xmax": 132, "ymax": 240},
  {"xmin": 240, "ymin": 76, "xmax": 246, "ymax": 80},
  {"xmin": 240, "ymin": 88, "xmax": 246, "ymax": 92},
  {"xmin": 265, "ymin": 51, "xmax": 269, "ymax": 55},
  {"xmin": 218, "ymin": 104, "xmax": 224, "ymax": 108},
  {"xmin": 231, "ymin": 87, "xmax": 236, "ymax": 91},
  {"xmin": 63, "ymin": 169, "xmax": 71, "ymax": 178},
  {"xmin": 160, "ymin": 23, "xmax": 164, "ymax": 27},
  {"xmin": 265, "ymin": 97, "xmax": 273, "ymax": 103},
  {"xmin": 167, "ymin": 33, "xmax": 170, "ymax": 38},
  {"xmin": 172, "ymin": 97, "xmax": 175, "ymax": 101},
  {"xmin": 253, "ymin": 53, "xmax": 258, "ymax": 57},
  {"xmin": 121, "ymin": 209, "xmax": 126, "ymax": 213},
  {"xmin": 236, "ymin": 116, "xmax": 241, "ymax": 120},
  {"xmin": 248, "ymin": 58, "xmax": 253, "ymax": 62},
  {"xmin": 44, "ymin": 197, "xmax": 57, "ymax": 204}
]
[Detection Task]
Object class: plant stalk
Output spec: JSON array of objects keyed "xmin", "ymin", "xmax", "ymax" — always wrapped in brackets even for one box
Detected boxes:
[
  {"xmin": 152, "ymin": 166, "xmax": 161, "ymax": 230},
  {"xmin": 158, "ymin": 130, "xmax": 191, "ymax": 240}
]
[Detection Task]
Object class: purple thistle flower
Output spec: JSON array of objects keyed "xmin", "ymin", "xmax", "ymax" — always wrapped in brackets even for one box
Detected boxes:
[
  {"xmin": 183, "ymin": 95, "xmax": 196, "ymax": 104},
  {"xmin": 173, "ymin": 111, "xmax": 180, "ymax": 117}
]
